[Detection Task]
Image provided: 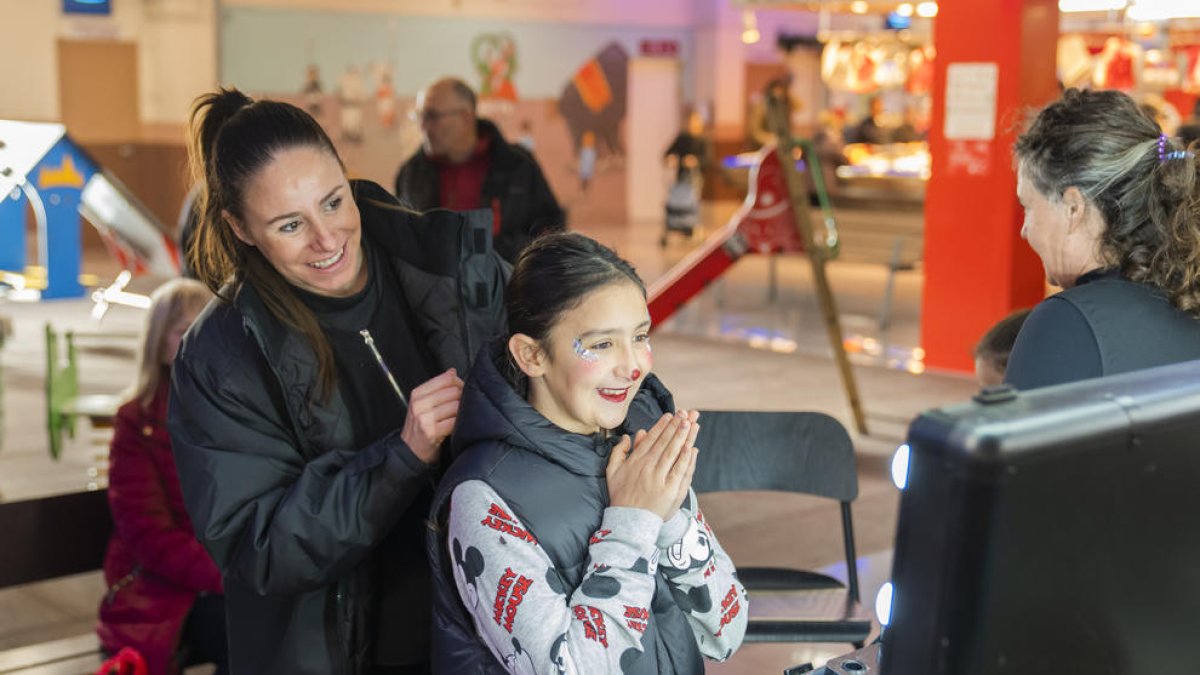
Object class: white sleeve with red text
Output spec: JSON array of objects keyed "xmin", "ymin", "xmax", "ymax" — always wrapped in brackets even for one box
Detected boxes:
[
  {"xmin": 447, "ymin": 480, "xmax": 662, "ymax": 675},
  {"xmin": 655, "ymin": 488, "xmax": 748, "ymax": 660}
]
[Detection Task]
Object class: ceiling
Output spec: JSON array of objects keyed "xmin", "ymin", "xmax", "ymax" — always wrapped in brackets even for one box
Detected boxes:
[{"xmin": 730, "ymin": 0, "xmax": 925, "ymax": 15}]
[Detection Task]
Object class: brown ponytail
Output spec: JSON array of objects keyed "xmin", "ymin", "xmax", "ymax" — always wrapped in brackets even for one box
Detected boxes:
[{"xmin": 185, "ymin": 87, "xmax": 344, "ymax": 401}]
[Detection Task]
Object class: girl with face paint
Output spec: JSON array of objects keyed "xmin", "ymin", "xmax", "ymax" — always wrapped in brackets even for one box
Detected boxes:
[{"xmin": 428, "ymin": 233, "xmax": 747, "ymax": 674}]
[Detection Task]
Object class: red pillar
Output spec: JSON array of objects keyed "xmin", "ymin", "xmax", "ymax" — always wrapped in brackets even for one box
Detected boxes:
[{"xmin": 920, "ymin": 0, "xmax": 1059, "ymax": 373}]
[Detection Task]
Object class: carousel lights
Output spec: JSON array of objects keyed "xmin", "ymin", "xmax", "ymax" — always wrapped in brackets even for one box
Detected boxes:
[
  {"xmin": 895, "ymin": 2, "xmax": 914, "ymax": 16},
  {"xmin": 1058, "ymin": 0, "xmax": 1126, "ymax": 11},
  {"xmin": 916, "ymin": 1, "xmax": 938, "ymax": 17},
  {"xmin": 850, "ymin": 0, "xmax": 869, "ymax": 13},
  {"xmin": 1126, "ymin": 0, "xmax": 1200, "ymax": 21},
  {"xmin": 741, "ymin": 9, "xmax": 761, "ymax": 45}
]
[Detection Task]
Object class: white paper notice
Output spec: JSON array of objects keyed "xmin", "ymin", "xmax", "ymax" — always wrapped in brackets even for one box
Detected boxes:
[{"xmin": 944, "ymin": 62, "xmax": 999, "ymax": 141}]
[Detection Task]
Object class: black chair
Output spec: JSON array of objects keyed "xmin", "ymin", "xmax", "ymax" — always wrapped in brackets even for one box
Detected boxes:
[{"xmin": 692, "ymin": 410, "xmax": 872, "ymax": 647}]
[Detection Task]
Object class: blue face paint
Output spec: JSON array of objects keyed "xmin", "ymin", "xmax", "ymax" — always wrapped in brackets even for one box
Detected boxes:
[{"xmin": 573, "ymin": 337, "xmax": 599, "ymax": 363}]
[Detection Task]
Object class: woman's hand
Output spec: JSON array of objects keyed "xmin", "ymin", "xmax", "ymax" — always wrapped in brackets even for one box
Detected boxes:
[
  {"xmin": 606, "ymin": 411, "xmax": 699, "ymax": 521},
  {"xmin": 401, "ymin": 368, "xmax": 463, "ymax": 465}
]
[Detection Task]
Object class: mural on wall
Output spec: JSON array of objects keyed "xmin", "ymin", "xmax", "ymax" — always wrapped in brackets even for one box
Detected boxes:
[
  {"xmin": 472, "ymin": 32, "xmax": 519, "ymax": 101},
  {"xmin": 559, "ymin": 43, "xmax": 628, "ymax": 158},
  {"xmin": 375, "ymin": 65, "xmax": 397, "ymax": 129},
  {"xmin": 223, "ymin": 7, "xmax": 691, "ymax": 224},
  {"xmin": 302, "ymin": 64, "xmax": 323, "ymax": 116},
  {"xmin": 338, "ymin": 65, "xmax": 367, "ymax": 143}
]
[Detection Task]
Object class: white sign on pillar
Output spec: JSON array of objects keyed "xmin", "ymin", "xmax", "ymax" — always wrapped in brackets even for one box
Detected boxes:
[
  {"xmin": 944, "ymin": 62, "xmax": 998, "ymax": 140},
  {"xmin": 943, "ymin": 62, "xmax": 999, "ymax": 176}
]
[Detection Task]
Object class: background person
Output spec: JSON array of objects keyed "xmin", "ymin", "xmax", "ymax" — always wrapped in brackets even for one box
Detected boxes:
[
  {"xmin": 973, "ymin": 308, "xmax": 1031, "ymax": 388},
  {"xmin": 664, "ymin": 110, "xmax": 711, "ymax": 179},
  {"xmin": 748, "ymin": 75, "xmax": 799, "ymax": 148},
  {"xmin": 170, "ymin": 88, "xmax": 507, "ymax": 674},
  {"xmin": 847, "ymin": 95, "xmax": 890, "ymax": 145},
  {"xmin": 427, "ymin": 233, "xmax": 747, "ymax": 673},
  {"xmin": 1006, "ymin": 88, "xmax": 1200, "ymax": 390},
  {"xmin": 97, "ymin": 278, "xmax": 227, "ymax": 675},
  {"xmin": 393, "ymin": 77, "xmax": 564, "ymax": 262}
]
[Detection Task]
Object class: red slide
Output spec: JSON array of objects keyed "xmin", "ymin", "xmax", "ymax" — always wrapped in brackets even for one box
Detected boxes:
[{"xmin": 648, "ymin": 144, "xmax": 806, "ymax": 327}]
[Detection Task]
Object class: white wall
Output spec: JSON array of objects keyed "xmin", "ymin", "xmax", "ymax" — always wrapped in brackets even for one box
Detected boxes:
[
  {"xmin": 692, "ymin": 0, "xmax": 747, "ymax": 139},
  {"xmin": 219, "ymin": 8, "xmax": 696, "ymax": 99},
  {"xmin": 627, "ymin": 57, "xmax": 682, "ymax": 223},
  {"xmin": 0, "ymin": 0, "xmax": 799, "ymax": 134},
  {"xmin": 0, "ymin": 0, "xmax": 217, "ymax": 127},
  {"xmin": 0, "ymin": 0, "xmax": 72, "ymax": 121},
  {"xmin": 137, "ymin": 2, "xmax": 218, "ymax": 126},
  {"xmin": 226, "ymin": 0, "xmax": 700, "ymax": 27}
]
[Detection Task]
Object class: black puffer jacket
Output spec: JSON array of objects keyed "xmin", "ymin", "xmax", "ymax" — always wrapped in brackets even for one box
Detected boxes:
[
  {"xmin": 426, "ymin": 343, "xmax": 705, "ymax": 674},
  {"xmin": 394, "ymin": 118, "xmax": 565, "ymax": 262},
  {"xmin": 169, "ymin": 180, "xmax": 508, "ymax": 674}
]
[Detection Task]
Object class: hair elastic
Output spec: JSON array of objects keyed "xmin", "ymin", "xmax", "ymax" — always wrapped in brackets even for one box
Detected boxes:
[{"xmin": 1158, "ymin": 134, "xmax": 1193, "ymax": 164}]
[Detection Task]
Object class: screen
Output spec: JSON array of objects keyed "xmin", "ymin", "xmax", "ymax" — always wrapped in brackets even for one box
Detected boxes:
[
  {"xmin": 882, "ymin": 360, "xmax": 1200, "ymax": 675},
  {"xmin": 63, "ymin": 0, "xmax": 111, "ymax": 15}
]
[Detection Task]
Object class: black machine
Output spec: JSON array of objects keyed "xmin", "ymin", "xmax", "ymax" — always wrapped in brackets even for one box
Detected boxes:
[{"xmin": 878, "ymin": 360, "xmax": 1200, "ymax": 675}]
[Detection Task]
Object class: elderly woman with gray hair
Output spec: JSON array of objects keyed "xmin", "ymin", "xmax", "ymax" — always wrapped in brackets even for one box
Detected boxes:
[{"xmin": 1005, "ymin": 88, "xmax": 1200, "ymax": 390}]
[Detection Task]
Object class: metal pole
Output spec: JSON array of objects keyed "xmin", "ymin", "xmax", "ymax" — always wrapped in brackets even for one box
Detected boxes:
[{"xmin": 773, "ymin": 139, "xmax": 868, "ymax": 434}]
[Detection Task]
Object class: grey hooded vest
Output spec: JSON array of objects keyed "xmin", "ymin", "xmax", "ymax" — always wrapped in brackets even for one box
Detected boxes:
[{"xmin": 426, "ymin": 344, "xmax": 705, "ymax": 674}]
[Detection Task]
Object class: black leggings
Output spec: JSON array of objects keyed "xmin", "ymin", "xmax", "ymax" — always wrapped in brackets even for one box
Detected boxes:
[{"xmin": 178, "ymin": 593, "xmax": 229, "ymax": 675}]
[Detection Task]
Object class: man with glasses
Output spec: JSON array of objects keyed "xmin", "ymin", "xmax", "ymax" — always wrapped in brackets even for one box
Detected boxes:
[{"xmin": 395, "ymin": 77, "xmax": 564, "ymax": 262}]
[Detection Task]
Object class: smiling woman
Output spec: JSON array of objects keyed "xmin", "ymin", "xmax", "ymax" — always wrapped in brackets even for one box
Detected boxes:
[
  {"xmin": 426, "ymin": 233, "xmax": 747, "ymax": 673},
  {"xmin": 227, "ymin": 146, "xmax": 367, "ymax": 298},
  {"xmin": 169, "ymin": 88, "xmax": 508, "ymax": 674},
  {"xmin": 1005, "ymin": 88, "xmax": 1200, "ymax": 390}
]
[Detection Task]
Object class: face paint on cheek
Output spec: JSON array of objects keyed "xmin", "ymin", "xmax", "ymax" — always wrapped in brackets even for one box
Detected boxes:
[{"xmin": 573, "ymin": 338, "xmax": 600, "ymax": 363}]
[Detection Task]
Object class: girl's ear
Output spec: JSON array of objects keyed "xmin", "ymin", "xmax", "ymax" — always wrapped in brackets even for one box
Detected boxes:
[{"xmin": 508, "ymin": 333, "xmax": 547, "ymax": 378}]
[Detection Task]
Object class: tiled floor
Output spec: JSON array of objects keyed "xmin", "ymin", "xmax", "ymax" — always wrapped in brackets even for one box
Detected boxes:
[{"xmin": 0, "ymin": 202, "xmax": 978, "ymax": 673}]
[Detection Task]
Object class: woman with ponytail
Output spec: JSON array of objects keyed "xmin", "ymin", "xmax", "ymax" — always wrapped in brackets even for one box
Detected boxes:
[
  {"xmin": 1006, "ymin": 88, "xmax": 1200, "ymax": 389},
  {"xmin": 168, "ymin": 88, "xmax": 507, "ymax": 674}
]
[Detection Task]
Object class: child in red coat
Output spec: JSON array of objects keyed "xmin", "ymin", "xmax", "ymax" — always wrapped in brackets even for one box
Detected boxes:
[{"xmin": 96, "ymin": 278, "xmax": 226, "ymax": 675}]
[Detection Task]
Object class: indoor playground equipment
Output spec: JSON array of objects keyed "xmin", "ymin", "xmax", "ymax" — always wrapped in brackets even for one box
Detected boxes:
[
  {"xmin": 646, "ymin": 138, "xmax": 867, "ymax": 434},
  {"xmin": 0, "ymin": 120, "xmax": 179, "ymax": 301}
]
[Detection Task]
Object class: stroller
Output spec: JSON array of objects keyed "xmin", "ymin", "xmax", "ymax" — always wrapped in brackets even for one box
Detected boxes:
[{"xmin": 661, "ymin": 159, "xmax": 702, "ymax": 246}]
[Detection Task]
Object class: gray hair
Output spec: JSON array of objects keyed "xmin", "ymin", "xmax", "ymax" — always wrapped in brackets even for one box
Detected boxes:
[{"xmin": 1014, "ymin": 88, "xmax": 1200, "ymax": 314}]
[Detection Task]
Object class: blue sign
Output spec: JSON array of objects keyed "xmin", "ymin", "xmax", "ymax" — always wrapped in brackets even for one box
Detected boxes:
[
  {"xmin": 63, "ymin": 0, "xmax": 111, "ymax": 15},
  {"xmin": 885, "ymin": 12, "xmax": 912, "ymax": 30}
]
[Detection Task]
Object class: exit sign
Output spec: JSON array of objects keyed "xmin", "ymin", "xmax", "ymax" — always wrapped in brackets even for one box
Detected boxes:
[{"xmin": 639, "ymin": 39, "xmax": 680, "ymax": 57}]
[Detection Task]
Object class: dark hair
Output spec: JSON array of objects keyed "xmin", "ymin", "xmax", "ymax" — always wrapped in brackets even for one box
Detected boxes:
[
  {"xmin": 505, "ymin": 233, "xmax": 644, "ymax": 384},
  {"xmin": 186, "ymin": 87, "xmax": 344, "ymax": 400},
  {"xmin": 1014, "ymin": 88, "xmax": 1200, "ymax": 315},
  {"xmin": 974, "ymin": 308, "xmax": 1032, "ymax": 373}
]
